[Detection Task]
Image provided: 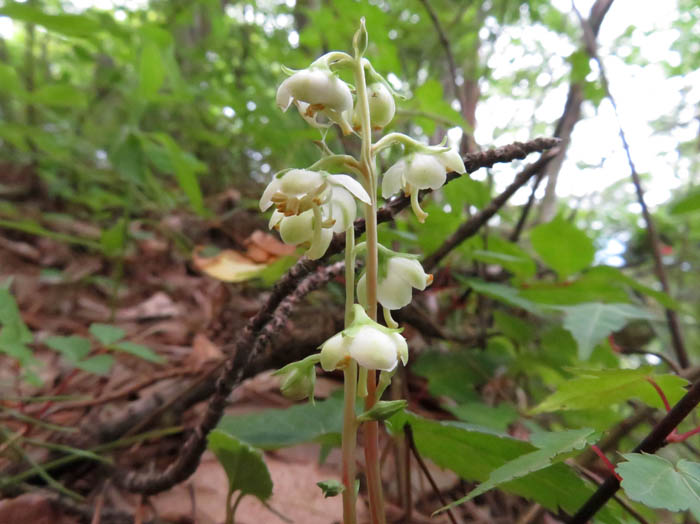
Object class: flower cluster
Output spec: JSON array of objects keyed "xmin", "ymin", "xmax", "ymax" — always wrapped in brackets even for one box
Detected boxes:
[{"xmin": 260, "ymin": 170, "xmax": 370, "ymax": 259}]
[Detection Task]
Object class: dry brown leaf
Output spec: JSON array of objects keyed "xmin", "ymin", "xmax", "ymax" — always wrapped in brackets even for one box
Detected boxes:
[
  {"xmin": 0, "ymin": 493, "xmax": 78, "ymax": 524},
  {"xmin": 246, "ymin": 230, "xmax": 295, "ymax": 257},
  {"xmin": 192, "ymin": 247, "xmax": 266, "ymax": 283},
  {"xmin": 116, "ymin": 292, "xmax": 181, "ymax": 321},
  {"xmin": 184, "ymin": 333, "xmax": 224, "ymax": 369}
]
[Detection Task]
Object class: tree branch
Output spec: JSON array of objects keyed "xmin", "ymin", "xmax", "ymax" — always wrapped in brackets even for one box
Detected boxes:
[{"xmin": 423, "ymin": 148, "xmax": 559, "ymax": 271}]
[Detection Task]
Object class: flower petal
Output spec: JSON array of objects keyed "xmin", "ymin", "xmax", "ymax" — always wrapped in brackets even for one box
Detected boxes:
[
  {"xmin": 377, "ymin": 270, "xmax": 413, "ymax": 310},
  {"xmin": 329, "ymin": 186, "xmax": 357, "ymax": 232},
  {"xmin": 260, "ymin": 177, "xmax": 282, "ymax": 211},
  {"xmin": 381, "ymin": 158, "xmax": 406, "ymax": 198},
  {"xmin": 305, "ymin": 226, "xmax": 333, "ymax": 260},
  {"xmin": 319, "ymin": 332, "xmax": 350, "ymax": 371},
  {"xmin": 279, "ymin": 210, "xmax": 314, "ymax": 245},
  {"xmin": 328, "ymin": 174, "xmax": 371, "ymax": 205},
  {"xmin": 389, "ymin": 257, "xmax": 431, "ymax": 291},
  {"xmin": 390, "ymin": 333, "xmax": 409, "ymax": 366},
  {"xmin": 405, "ymin": 154, "xmax": 446, "ymax": 190},
  {"xmin": 276, "ymin": 76, "xmax": 294, "ymax": 111},
  {"xmin": 439, "ymin": 148, "xmax": 466, "ymax": 174},
  {"xmin": 348, "ymin": 326, "xmax": 398, "ymax": 371}
]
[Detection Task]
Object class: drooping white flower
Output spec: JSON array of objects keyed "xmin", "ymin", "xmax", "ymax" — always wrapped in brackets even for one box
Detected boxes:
[
  {"xmin": 319, "ymin": 306, "xmax": 408, "ymax": 372},
  {"xmin": 264, "ymin": 171, "xmax": 370, "ymax": 260},
  {"xmin": 381, "ymin": 149, "xmax": 466, "ymax": 222},
  {"xmin": 276, "ymin": 67, "xmax": 354, "ymax": 134},
  {"xmin": 357, "ymin": 255, "xmax": 433, "ymax": 310}
]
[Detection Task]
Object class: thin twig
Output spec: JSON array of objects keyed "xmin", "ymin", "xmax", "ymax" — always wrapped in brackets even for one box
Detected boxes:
[
  {"xmin": 404, "ymin": 424, "xmax": 459, "ymax": 524},
  {"xmin": 572, "ymin": 3, "xmax": 689, "ymax": 369},
  {"xmin": 423, "ymin": 148, "xmax": 560, "ymax": 271},
  {"xmin": 418, "ymin": 0, "xmax": 465, "ymax": 114}
]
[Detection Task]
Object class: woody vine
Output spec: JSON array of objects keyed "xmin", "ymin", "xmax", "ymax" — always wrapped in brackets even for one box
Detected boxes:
[{"xmin": 261, "ymin": 19, "xmax": 465, "ymax": 523}]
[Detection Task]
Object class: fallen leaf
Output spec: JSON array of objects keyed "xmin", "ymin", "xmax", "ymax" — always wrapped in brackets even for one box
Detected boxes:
[
  {"xmin": 193, "ymin": 247, "xmax": 266, "ymax": 283},
  {"xmin": 184, "ymin": 333, "xmax": 224, "ymax": 369},
  {"xmin": 116, "ymin": 292, "xmax": 181, "ymax": 321},
  {"xmin": 246, "ymin": 230, "xmax": 295, "ymax": 257}
]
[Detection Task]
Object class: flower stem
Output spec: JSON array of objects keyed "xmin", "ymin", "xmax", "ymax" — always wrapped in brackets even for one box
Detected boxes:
[
  {"xmin": 341, "ymin": 227, "xmax": 358, "ymax": 524},
  {"xmin": 354, "ymin": 27, "xmax": 386, "ymax": 524}
]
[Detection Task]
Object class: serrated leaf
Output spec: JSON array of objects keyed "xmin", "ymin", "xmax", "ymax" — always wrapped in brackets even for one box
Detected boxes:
[
  {"xmin": 557, "ymin": 302, "xmax": 657, "ymax": 359},
  {"xmin": 208, "ymin": 430, "xmax": 273, "ymax": 502},
  {"xmin": 471, "ymin": 236, "xmax": 535, "ymax": 279},
  {"xmin": 75, "ymin": 354, "xmax": 114, "ymax": 375},
  {"xmin": 217, "ymin": 397, "xmax": 345, "ymax": 449},
  {"xmin": 387, "ymin": 412, "xmax": 621, "ymax": 523},
  {"xmin": 436, "ymin": 428, "xmax": 595, "ymax": 513},
  {"xmin": 618, "ymin": 454, "xmax": 700, "ymax": 520},
  {"xmin": 531, "ymin": 368, "xmax": 689, "ymax": 414},
  {"xmin": 111, "ymin": 341, "xmax": 165, "ymax": 364},
  {"xmin": 530, "ymin": 217, "xmax": 594, "ymax": 278},
  {"xmin": 89, "ymin": 324, "xmax": 125, "ymax": 346},
  {"xmin": 44, "ymin": 336, "xmax": 92, "ymax": 363}
]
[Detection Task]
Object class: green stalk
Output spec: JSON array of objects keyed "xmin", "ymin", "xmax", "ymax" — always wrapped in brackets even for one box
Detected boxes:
[
  {"xmin": 354, "ymin": 23, "xmax": 386, "ymax": 524},
  {"xmin": 341, "ymin": 227, "xmax": 358, "ymax": 524}
]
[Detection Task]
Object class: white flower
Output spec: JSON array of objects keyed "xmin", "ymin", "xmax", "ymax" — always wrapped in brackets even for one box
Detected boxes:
[
  {"xmin": 353, "ymin": 82, "xmax": 395, "ymax": 130},
  {"xmin": 276, "ymin": 68, "xmax": 354, "ymax": 134},
  {"xmin": 260, "ymin": 169, "xmax": 328, "ymax": 216},
  {"xmin": 357, "ymin": 256, "xmax": 433, "ymax": 310},
  {"xmin": 319, "ymin": 305, "xmax": 408, "ymax": 372},
  {"xmin": 381, "ymin": 149, "xmax": 466, "ymax": 222},
  {"xmin": 263, "ymin": 171, "xmax": 371, "ymax": 260},
  {"xmin": 319, "ymin": 309, "xmax": 408, "ymax": 372}
]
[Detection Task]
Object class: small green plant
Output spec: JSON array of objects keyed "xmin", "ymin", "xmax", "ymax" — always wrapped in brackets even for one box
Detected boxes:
[{"xmin": 257, "ymin": 19, "xmax": 465, "ymax": 523}]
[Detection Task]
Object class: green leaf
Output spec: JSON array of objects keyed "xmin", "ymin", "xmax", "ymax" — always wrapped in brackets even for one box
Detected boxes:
[
  {"xmin": 493, "ymin": 311, "xmax": 534, "ymax": 345},
  {"xmin": 387, "ymin": 412, "xmax": 621, "ymax": 523},
  {"xmin": 100, "ymin": 220, "xmax": 126, "ymax": 257},
  {"xmin": 669, "ymin": 187, "xmax": 700, "ymax": 215},
  {"xmin": 75, "ymin": 354, "xmax": 114, "ymax": 375},
  {"xmin": 0, "ymin": 64, "xmax": 21, "ymax": 94},
  {"xmin": 111, "ymin": 341, "xmax": 165, "ymax": 364},
  {"xmin": 569, "ymin": 50, "xmax": 591, "ymax": 83},
  {"xmin": 530, "ymin": 217, "xmax": 595, "ymax": 278},
  {"xmin": 531, "ymin": 367, "xmax": 689, "ymax": 414},
  {"xmin": 151, "ymin": 133, "xmax": 205, "ymax": 215},
  {"xmin": 44, "ymin": 336, "xmax": 92, "ymax": 363},
  {"xmin": 139, "ymin": 41, "xmax": 166, "ymax": 99},
  {"xmin": 208, "ymin": 430, "xmax": 273, "ymax": 502},
  {"xmin": 412, "ymin": 350, "xmax": 503, "ymax": 403},
  {"xmin": 448, "ymin": 402, "xmax": 519, "ymax": 433},
  {"xmin": 444, "ymin": 176, "xmax": 491, "ymax": 211},
  {"xmin": 557, "ymin": 302, "xmax": 657, "ymax": 359},
  {"xmin": 461, "ymin": 278, "xmax": 542, "ymax": 315},
  {"xmin": 471, "ymin": 236, "xmax": 536, "ymax": 279},
  {"xmin": 0, "ymin": 4, "xmax": 100, "ymax": 37},
  {"xmin": 317, "ymin": 479, "xmax": 345, "ymax": 498},
  {"xmin": 217, "ymin": 397, "xmax": 345, "ymax": 449},
  {"xmin": 89, "ymin": 324, "xmax": 125, "ymax": 346},
  {"xmin": 31, "ymin": 84, "xmax": 87, "ymax": 108},
  {"xmin": 617, "ymin": 454, "xmax": 700, "ymax": 520},
  {"xmin": 436, "ymin": 428, "xmax": 596, "ymax": 513}
]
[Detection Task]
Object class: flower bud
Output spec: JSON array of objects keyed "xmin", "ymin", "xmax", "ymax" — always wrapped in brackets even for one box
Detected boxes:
[
  {"xmin": 273, "ymin": 354, "xmax": 320, "ymax": 401},
  {"xmin": 353, "ymin": 82, "xmax": 395, "ymax": 130}
]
